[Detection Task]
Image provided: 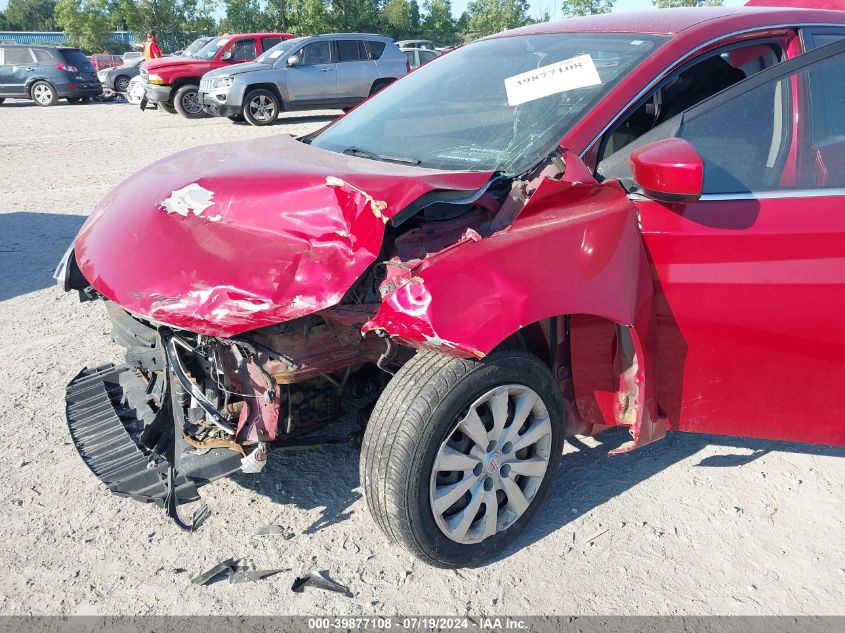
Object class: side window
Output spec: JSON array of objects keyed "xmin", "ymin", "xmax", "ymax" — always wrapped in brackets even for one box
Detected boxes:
[
  {"xmin": 31, "ymin": 48, "xmax": 54, "ymax": 64},
  {"xmin": 600, "ymin": 42, "xmax": 782, "ymax": 161},
  {"xmin": 403, "ymin": 50, "xmax": 416, "ymax": 66},
  {"xmin": 230, "ymin": 38, "xmax": 257, "ymax": 61},
  {"xmin": 3, "ymin": 47, "xmax": 34, "ymax": 65},
  {"xmin": 600, "ymin": 48, "xmax": 845, "ymax": 194},
  {"xmin": 804, "ymin": 50, "xmax": 845, "ymax": 186},
  {"xmin": 365, "ymin": 40, "xmax": 386, "ymax": 60},
  {"xmin": 336, "ymin": 40, "xmax": 362, "ymax": 62},
  {"xmin": 300, "ymin": 41, "xmax": 332, "ymax": 65},
  {"xmin": 803, "ymin": 29, "xmax": 845, "ymax": 49},
  {"xmin": 262, "ymin": 37, "xmax": 282, "ymax": 51},
  {"xmin": 419, "ymin": 51, "xmax": 437, "ymax": 64}
]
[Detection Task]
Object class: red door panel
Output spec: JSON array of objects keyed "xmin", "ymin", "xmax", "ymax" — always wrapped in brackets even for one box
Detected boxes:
[{"xmin": 639, "ymin": 195, "xmax": 845, "ymax": 445}]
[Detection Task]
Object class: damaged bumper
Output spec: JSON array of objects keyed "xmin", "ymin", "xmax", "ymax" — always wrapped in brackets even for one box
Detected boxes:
[{"xmin": 65, "ymin": 363, "xmax": 242, "ymax": 507}]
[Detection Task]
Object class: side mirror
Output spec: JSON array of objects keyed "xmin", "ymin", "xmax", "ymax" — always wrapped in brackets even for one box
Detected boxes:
[
  {"xmin": 286, "ymin": 54, "xmax": 300, "ymax": 67},
  {"xmin": 221, "ymin": 51, "xmax": 233, "ymax": 61},
  {"xmin": 629, "ymin": 137, "xmax": 703, "ymax": 203}
]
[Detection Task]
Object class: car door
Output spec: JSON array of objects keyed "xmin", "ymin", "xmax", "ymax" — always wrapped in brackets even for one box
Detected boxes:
[
  {"xmin": 226, "ymin": 37, "xmax": 258, "ymax": 64},
  {"xmin": 284, "ymin": 40, "xmax": 337, "ymax": 104},
  {"xmin": 0, "ymin": 46, "xmax": 35, "ymax": 97},
  {"xmin": 334, "ymin": 39, "xmax": 377, "ymax": 100},
  {"xmin": 597, "ymin": 39, "xmax": 845, "ymax": 446}
]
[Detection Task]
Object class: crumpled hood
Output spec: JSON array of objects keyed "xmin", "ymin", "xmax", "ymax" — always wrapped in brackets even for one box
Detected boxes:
[{"xmin": 74, "ymin": 134, "xmax": 492, "ymax": 337}]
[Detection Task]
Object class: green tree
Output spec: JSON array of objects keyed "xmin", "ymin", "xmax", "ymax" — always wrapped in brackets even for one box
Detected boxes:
[
  {"xmin": 55, "ymin": 0, "xmax": 112, "ymax": 51},
  {"xmin": 561, "ymin": 0, "xmax": 613, "ymax": 18},
  {"xmin": 286, "ymin": 0, "xmax": 332, "ymax": 34},
  {"xmin": 463, "ymin": 0, "xmax": 529, "ymax": 39},
  {"xmin": 0, "ymin": 11, "xmax": 9, "ymax": 29},
  {"xmin": 383, "ymin": 0, "xmax": 420, "ymax": 39},
  {"xmin": 220, "ymin": 0, "xmax": 264, "ymax": 33},
  {"xmin": 5, "ymin": 0, "xmax": 58, "ymax": 30},
  {"xmin": 422, "ymin": 0, "xmax": 456, "ymax": 44},
  {"xmin": 653, "ymin": 0, "xmax": 723, "ymax": 7}
]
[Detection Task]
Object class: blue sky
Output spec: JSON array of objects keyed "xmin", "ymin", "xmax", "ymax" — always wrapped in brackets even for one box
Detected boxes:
[{"xmin": 0, "ymin": 0, "xmax": 748, "ymax": 24}]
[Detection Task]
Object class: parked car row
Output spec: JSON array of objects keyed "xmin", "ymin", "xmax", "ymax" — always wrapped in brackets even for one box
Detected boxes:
[
  {"xmin": 0, "ymin": 32, "xmax": 431, "ymax": 115},
  {"xmin": 137, "ymin": 32, "xmax": 412, "ymax": 125}
]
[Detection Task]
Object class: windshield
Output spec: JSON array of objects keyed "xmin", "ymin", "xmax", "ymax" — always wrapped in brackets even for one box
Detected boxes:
[
  {"xmin": 195, "ymin": 37, "xmax": 229, "ymax": 61},
  {"xmin": 311, "ymin": 33, "xmax": 665, "ymax": 175},
  {"xmin": 183, "ymin": 37, "xmax": 212, "ymax": 58},
  {"xmin": 255, "ymin": 37, "xmax": 306, "ymax": 63}
]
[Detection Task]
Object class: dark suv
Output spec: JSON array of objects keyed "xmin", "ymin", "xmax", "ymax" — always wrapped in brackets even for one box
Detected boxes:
[{"xmin": 0, "ymin": 45, "xmax": 101, "ymax": 106}]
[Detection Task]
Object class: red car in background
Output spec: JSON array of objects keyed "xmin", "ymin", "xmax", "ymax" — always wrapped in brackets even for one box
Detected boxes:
[
  {"xmin": 140, "ymin": 32, "xmax": 293, "ymax": 117},
  {"xmin": 59, "ymin": 6, "xmax": 845, "ymax": 568},
  {"xmin": 88, "ymin": 53, "xmax": 123, "ymax": 72}
]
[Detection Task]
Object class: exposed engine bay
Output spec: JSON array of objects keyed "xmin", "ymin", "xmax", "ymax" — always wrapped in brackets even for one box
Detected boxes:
[{"xmin": 57, "ymin": 137, "xmax": 562, "ymax": 530}]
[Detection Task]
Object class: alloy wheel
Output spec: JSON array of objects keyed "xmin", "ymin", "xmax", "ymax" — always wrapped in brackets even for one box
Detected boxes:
[
  {"xmin": 429, "ymin": 384, "xmax": 553, "ymax": 545},
  {"xmin": 248, "ymin": 94, "xmax": 277, "ymax": 122}
]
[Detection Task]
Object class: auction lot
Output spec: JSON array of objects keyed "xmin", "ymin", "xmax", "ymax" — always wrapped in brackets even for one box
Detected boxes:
[{"xmin": 0, "ymin": 99, "xmax": 843, "ymax": 616}]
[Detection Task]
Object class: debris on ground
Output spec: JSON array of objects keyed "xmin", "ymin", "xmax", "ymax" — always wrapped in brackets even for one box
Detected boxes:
[
  {"xmin": 254, "ymin": 524, "xmax": 296, "ymax": 539},
  {"xmin": 192, "ymin": 559, "xmax": 238, "ymax": 586},
  {"xmin": 292, "ymin": 570, "xmax": 353, "ymax": 598},
  {"xmin": 229, "ymin": 568, "xmax": 290, "ymax": 584},
  {"xmin": 584, "ymin": 528, "xmax": 609, "ymax": 544}
]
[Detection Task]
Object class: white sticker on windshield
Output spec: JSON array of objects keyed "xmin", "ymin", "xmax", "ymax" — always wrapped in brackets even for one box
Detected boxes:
[
  {"xmin": 504, "ymin": 54, "xmax": 602, "ymax": 107},
  {"xmin": 269, "ymin": 50, "xmax": 283, "ymax": 59}
]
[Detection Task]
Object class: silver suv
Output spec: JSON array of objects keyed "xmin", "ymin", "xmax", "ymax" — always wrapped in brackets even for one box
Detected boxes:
[{"xmin": 199, "ymin": 34, "xmax": 409, "ymax": 126}]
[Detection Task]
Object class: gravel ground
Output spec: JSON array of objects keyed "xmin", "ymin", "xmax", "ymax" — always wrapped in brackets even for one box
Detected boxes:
[{"xmin": 0, "ymin": 99, "xmax": 843, "ymax": 617}]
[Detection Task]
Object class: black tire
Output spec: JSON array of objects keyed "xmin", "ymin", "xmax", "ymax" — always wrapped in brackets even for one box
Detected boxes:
[
  {"xmin": 0, "ymin": 97, "xmax": 5, "ymax": 105},
  {"xmin": 369, "ymin": 79, "xmax": 393, "ymax": 97},
  {"xmin": 159, "ymin": 102, "xmax": 177, "ymax": 114},
  {"xmin": 114, "ymin": 75, "xmax": 131, "ymax": 93},
  {"xmin": 242, "ymin": 88, "xmax": 280, "ymax": 126},
  {"xmin": 361, "ymin": 349, "xmax": 564, "ymax": 568},
  {"xmin": 31, "ymin": 81, "xmax": 57, "ymax": 106},
  {"xmin": 173, "ymin": 83, "xmax": 205, "ymax": 118}
]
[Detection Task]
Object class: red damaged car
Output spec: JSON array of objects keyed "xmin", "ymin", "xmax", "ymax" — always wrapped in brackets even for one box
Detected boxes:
[{"xmin": 57, "ymin": 6, "xmax": 845, "ymax": 567}]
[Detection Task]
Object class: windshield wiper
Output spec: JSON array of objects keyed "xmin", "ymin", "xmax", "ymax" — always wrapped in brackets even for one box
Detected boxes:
[{"xmin": 342, "ymin": 146, "xmax": 420, "ymax": 166}]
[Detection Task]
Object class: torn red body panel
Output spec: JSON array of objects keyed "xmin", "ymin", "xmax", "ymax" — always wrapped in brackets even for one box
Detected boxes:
[
  {"xmin": 364, "ymin": 153, "xmax": 661, "ymax": 450},
  {"xmin": 74, "ymin": 134, "xmax": 492, "ymax": 337}
]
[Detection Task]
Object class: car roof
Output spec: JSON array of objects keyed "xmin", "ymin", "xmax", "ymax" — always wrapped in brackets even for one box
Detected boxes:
[
  {"xmin": 311, "ymin": 33, "xmax": 392, "ymax": 39},
  {"xmin": 224, "ymin": 32, "xmax": 294, "ymax": 37},
  {"xmin": 505, "ymin": 6, "xmax": 845, "ymax": 37}
]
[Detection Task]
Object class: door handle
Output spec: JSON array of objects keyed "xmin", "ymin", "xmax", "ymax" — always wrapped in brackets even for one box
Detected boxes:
[{"xmin": 321, "ymin": 68, "xmax": 333, "ymax": 72}]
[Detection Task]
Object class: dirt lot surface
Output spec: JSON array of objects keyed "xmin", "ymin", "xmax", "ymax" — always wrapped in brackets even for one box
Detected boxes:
[{"xmin": 0, "ymin": 99, "xmax": 843, "ymax": 617}]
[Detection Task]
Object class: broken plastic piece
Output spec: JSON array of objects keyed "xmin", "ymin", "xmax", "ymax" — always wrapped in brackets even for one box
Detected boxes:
[
  {"xmin": 191, "ymin": 558, "xmax": 237, "ymax": 585},
  {"xmin": 240, "ymin": 443, "xmax": 268, "ymax": 474},
  {"xmin": 291, "ymin": 570, "xmax": 353, "ymax": 598},
  {"xmin": 229, "ymin": 568, "xmax": 289, "ymax": 584}
]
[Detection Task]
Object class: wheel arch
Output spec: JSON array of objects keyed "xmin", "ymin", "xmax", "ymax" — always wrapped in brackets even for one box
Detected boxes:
[
  {"xmin": 364, "ymin": 165, "xmax": 663, "ymax": 452},
  {"xmin": 243, "ymin": 83, "xmax": 284, "ymax": 108}
]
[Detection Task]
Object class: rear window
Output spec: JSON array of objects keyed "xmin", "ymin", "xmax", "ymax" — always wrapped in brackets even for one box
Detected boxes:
[
  {"xmin": 337, "ymin": 40, "xmax": 363, "ymax": 62},
  {"xmin": 365, "ymin": 41, "xmax": 386, "ymax": 60},
  {"xmin": 2, "ymin": 47, "xmax": 33, "ymax": 65},
  {"xmin": 31, "ymin": 48, "xmax": 54, "ymax": 63},
  {"xmin": 262, "ymin": 37, "xmax": 282, "ymax": 50},
  {"xmin": 59, "ymin": 49, "xmax": 94, "ymax": 71}
]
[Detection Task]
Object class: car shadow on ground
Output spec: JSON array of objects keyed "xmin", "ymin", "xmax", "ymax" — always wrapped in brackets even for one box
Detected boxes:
[
  {"xmin": 495, "ymin": 427, "xmax": 845, "ymax": 564},
  {"xmin": 0, "ymin": 212, "xmax": 85, "ymax": 301},
  {"xmin": 232, "ymin": 404, "xmax": 844, "ymax": 557},
  {"xmin": 230, "ymin": 412, "xmax": 363, "ymax": 534}
]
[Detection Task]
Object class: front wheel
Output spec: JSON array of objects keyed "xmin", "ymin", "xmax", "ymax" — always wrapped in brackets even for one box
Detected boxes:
[
  {"xmin": 173, "ymin": 84, "xmax": 204, "ymax": 118},
  {"xmin": 242, "ymin": 89, "xmax": 280, "ymax": 126},
  {"xmin": 361, "ymin": 349, "xmax": 564, "ymax": 568},
  {"xmin": 159, "ymin": 102, "xmax": 177, "ymax": 114}
]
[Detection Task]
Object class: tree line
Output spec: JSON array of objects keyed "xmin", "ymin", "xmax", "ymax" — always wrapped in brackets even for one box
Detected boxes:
[{"xmin": 0, "ymin": 0, "xmax": 722, "ymax": 53}]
